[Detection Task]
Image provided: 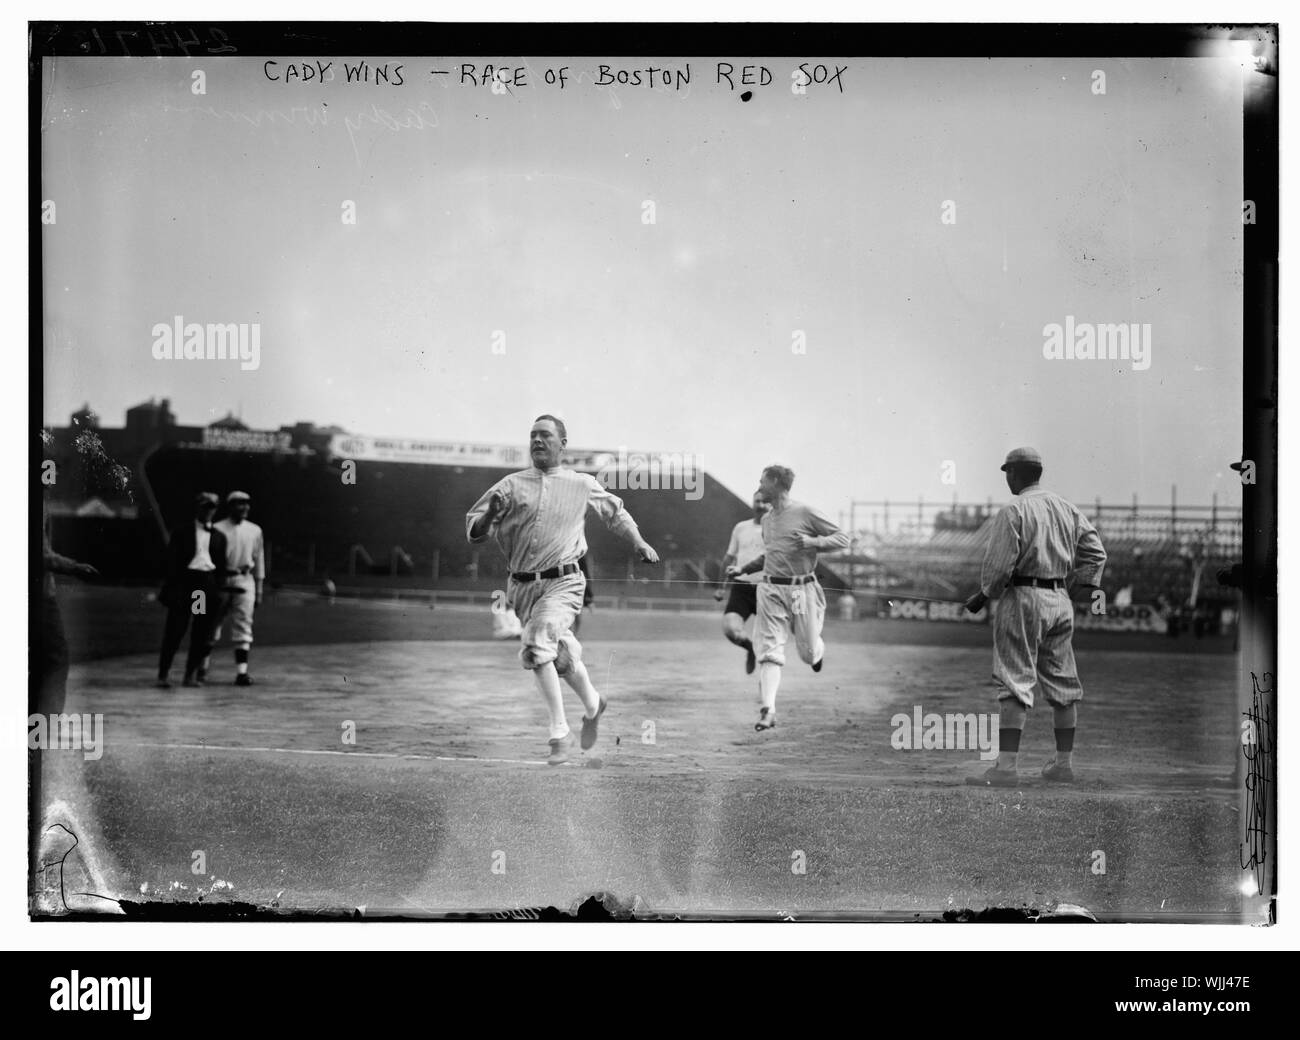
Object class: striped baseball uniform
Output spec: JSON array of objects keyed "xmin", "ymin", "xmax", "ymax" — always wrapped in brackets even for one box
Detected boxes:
[
  {"xmin": 978, "ymin": 484, "xmax": 1107, "ymax": 708},
  {"xmin": 213, "ymin": 518, "xmax": 265, "ymax": 648},
  {"xmin": 466, "ymin": 466, "xmax": 642, "ymax": 671},
  {"xmin": 755, "ymin": 501, "xmax": 849, "ymax": 668}
]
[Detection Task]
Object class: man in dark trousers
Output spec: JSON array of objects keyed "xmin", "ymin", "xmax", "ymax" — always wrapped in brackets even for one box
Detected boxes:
[{"xmin": 157, "ymin": 492, "xmax": 229, "ymax": 688}]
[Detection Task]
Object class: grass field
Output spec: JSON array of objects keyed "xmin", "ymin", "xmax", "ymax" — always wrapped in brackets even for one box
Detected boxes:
[{"xmin": 32, "ymin": 586, "xmax": 1249, "ymax": 921}]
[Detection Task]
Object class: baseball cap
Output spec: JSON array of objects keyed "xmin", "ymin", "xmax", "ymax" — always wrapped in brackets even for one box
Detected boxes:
[
  {"xmin": 1000, "ymin": 447, "xmax": 1043, "ymax": 471},
  {"xmin": 195, "ymin": 492, "xmax": 219, "ymax": 506},
  {"xmin": 227, "ymin": 490, "xmax": 251, "ymax": 503}
]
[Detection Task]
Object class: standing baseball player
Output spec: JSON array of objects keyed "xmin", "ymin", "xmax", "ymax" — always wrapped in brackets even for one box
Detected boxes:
[
  {"xmin": 728, "ymin": 465, "xmax": 848, "ymax": 731},
  {"xmin": 962, "ymin": 447, "xmax": 1107, "ymax": 787},
  {"xmin": 715, "ymin": 490, "xmax": 772, "ymax": 674},
  {"xmin": 466, "ymin": 415, "xmax": 659, "ymax": 764},
  {"xmin": 209, "ymin": 490, "xmax": 265, "ymax": 687},
  {"xmin": 157, "ymin": 492, "xmax": 228, "ymax": 688}
]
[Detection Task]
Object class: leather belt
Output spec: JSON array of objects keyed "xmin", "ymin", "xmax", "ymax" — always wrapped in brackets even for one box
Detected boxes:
[
  {"xmin": 766, "ymin": 573, "xmax": 817, "ymax": 586},
  {"xmin": 1010, "ymin": 576, "xmax": 1065, "ymax": 589},
  {"xmin": 511, "ymin": 563, "xmax": 580, "ymax": 583}
]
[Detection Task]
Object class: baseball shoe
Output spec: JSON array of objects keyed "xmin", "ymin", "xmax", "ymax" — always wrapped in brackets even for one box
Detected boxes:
[
  {"xmin": 235, "ymin": 673, "xmax": 253, "ymax": 687},
  {"xmin": 181, "ymin": 674, "xmax": 203, "ymax": 688},
  {"xmin": 745, "ymin": 646, "xmax": 756, "ymax": 675},
  {"xmin": 155, "ymin": 677, "xmax": 172, "ymax": 689},
  {"xmin": 547, "ymin": 731, "xmax": 575, "ymax": 765},
  {"xmin": 1041, "ymin": 758, "xmax": 1076, "ymax": 783},
  {"xmin": 964, "ymin": 766, "xmax": 1021, "ymax": 788},
  {"xmin": 755, "ymin": 707, "xmax": 777, "ymax": 731},
  {"xmin": 580, "ymin": 697, "xmax": 607, "ymax": 750},
  {"xmin": 811, "ymin": 654, "xmax": 824, "ymax": 673}
]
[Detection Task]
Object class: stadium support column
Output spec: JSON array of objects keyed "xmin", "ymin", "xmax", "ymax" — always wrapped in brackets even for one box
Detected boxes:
[{"xmin": 848, "ymin": 501, "xmax": 856, "ymax": 591}]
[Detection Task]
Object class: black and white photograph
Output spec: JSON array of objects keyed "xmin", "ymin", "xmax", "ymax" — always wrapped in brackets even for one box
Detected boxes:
[{"xmin": 28, "ymin": 19, "xmax": 1277, "ymax": 932}]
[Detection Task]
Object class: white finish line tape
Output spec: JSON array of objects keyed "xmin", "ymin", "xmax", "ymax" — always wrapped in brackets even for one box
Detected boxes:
[{"xmin": 118, "ymin": 740, "xmax": 553, "ymax": 767}]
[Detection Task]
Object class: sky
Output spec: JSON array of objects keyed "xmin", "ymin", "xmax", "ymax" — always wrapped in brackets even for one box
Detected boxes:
[{"xmin": 40, "ymin": 54, "xmax": 1248, "ymax": 517}]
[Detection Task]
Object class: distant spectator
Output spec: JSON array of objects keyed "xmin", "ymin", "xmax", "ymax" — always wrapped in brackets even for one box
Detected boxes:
[{"xmin": 156, "ymin": 492, "xmax": 227, "ymax": 688}]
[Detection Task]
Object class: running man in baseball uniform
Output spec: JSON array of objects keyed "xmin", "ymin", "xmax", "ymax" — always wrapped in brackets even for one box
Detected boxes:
[
  {"xmin": 962, "ymin": 447, "xmax": 1107, "ymax": 787},
  {"xmin": 208, "ymin": 490, "xmax": 265, "ymax": 687},
  {"xmin": 715, "ymin": 490, "xmax": 772, "ymax": 674},
  {"xmin": 466, "ymin": 415, "xmax": 659, "ymax": 765},
  {"xmin": 728, "ymin": 465, "xmax": 849, "ymax": 731}
]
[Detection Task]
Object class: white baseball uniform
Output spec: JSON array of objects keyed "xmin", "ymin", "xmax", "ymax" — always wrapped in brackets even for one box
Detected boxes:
[
  {"xmin": 978, "ymin": 484, "xmax": 1107, "ymax": 708},
  {"xmin": 213, "ymin": 517, "xmax": 265, "ymax": 648},
  {"xmin": 466, "ymin": 465, "xmax": 641, "ymax": 672}
]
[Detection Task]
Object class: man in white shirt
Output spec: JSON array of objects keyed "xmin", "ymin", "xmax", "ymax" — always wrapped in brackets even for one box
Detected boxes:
[
  {"xmin": 210, "ymin": 491, "xmax": 266, "ymax": 687},
  {"xmin": 466, "ymin": 415, "xmax": 658, "ymax": 764},
  {"xmin": 715, "ymin": 490, "xmax": 771, "ymax": 674},
  {"xmin": 963, "ymin": 447, "xmax": 1107, "ymax": 787}
]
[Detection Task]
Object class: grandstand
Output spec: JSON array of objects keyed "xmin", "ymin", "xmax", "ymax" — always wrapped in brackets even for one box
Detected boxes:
[{"xmin": 831, "ymin": 496, "xmax": 1242, "ymax": 632}]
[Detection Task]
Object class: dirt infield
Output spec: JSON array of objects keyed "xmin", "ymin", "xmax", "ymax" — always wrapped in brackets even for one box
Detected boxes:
[{"xmin": 33, "ymin": 593, "xmax": 1247, "ymax": 921}]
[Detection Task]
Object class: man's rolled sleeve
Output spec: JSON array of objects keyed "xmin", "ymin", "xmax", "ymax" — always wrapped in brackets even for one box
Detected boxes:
[
  {"xmin": 586, "ymin": 478, "xmax": 640, "ymax": 544},
  {"xmin": 979, "ymin": 506, "xmax": 1021, "ymax": 598},
  {"xmin": 1071, "ymin": 514, "xmax": 1108, "ymax": 587},
  {"xmin": 806, "ymin": 508, "xmax": 850, "ymax": 551},
  {"xmin": 466, "ymin": 479, "xmax": 510, "ymax": 544}
]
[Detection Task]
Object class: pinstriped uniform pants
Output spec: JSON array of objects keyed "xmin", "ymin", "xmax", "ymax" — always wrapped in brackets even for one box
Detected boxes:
[{"xmin": 990, "ymin": 586, "xmax": 1083, "ymax": 709}]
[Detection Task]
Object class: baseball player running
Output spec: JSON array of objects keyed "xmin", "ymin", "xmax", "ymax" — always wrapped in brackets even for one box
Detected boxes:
[
  {"xmin": 715, "ymin": 490, "xmax": 772, "ymax": 674},
  {"xmin": 962, "ymin": 447, "xmax": 1107, "ymax": 787},
  {"xmin": 728, "ymin": 465, "xmax": 848, "ymax": 731},
  {"xmin": 207, "ymin": 490, "xmax": 265, "ymax": 687},
  {"xmin": 466, "ymin": 415, "xmax": 659, "ymax": 765}
]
